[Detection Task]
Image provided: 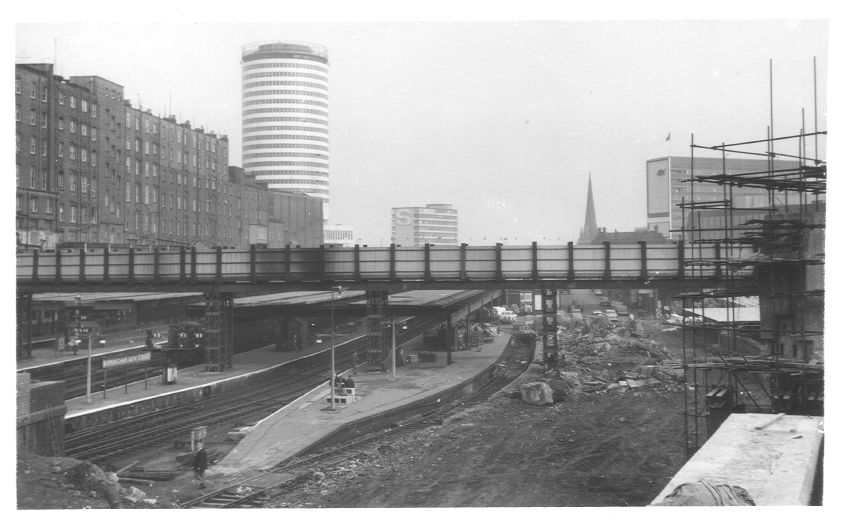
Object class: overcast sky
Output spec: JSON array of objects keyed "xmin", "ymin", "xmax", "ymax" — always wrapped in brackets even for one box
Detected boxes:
[{"xmin": 13, "ymin": 13, "xmax": 832, "ymax": 246}]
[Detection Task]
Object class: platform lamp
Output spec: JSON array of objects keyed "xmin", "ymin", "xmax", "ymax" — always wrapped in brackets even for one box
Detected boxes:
[
  {"xmin": 328, "ymin": 286, "xmax": 346, "ymax": 410},
  {"xmin": 386, "ymin": 318, "xmax": 409, "ymax": 382},
  {"xmin": 75, "ymin": 294, "xmax": 94, "ymax": 405}
]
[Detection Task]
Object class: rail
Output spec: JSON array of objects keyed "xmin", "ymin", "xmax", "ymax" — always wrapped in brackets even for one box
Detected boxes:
[{"xmin": 16, "ymin": 242, "xmax": 757, "ymax": 291}]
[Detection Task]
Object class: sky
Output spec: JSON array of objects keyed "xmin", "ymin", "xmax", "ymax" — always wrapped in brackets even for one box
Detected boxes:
[{"xmin": 11, "ymin": 6, "xmax": 837, "ymax": 248}]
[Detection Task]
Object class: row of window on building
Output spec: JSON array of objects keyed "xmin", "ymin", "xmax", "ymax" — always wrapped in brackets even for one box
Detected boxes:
[
  {"xmin": 16, "ymin": 77, "xmax": 97, "ymax": 114},
  {"xmin": 15, "ymin": 64, "xmax": 324, "ymax": 249}
]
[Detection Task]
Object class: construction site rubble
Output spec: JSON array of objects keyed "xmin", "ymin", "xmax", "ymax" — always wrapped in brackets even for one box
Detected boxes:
[
  {"xmin": 520, "ymin": 382, "xmax": 553, "ymax": 405},
  {"xmin": 64, "ymin": 460, "xmax": 123, "ymax": 508},
  {"xmin": 535, "ymin": 316, "xmax": 685, "ymax": 395}
]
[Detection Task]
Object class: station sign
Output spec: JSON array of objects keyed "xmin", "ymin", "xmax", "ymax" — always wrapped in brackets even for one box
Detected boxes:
[{"xmin": 102, "ymin": 351, "xmax": 152, "ymax": 369}]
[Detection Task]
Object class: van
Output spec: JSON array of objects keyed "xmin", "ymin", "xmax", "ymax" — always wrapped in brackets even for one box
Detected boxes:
[{"xmin": 500, "ymin": 311, "xmax": 517, "ymax": 324}]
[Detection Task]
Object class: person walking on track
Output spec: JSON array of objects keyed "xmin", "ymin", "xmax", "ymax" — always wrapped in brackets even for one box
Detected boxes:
[{"xmin": 193, "ymin": 443, "xmax": 208, "ymax": 489}]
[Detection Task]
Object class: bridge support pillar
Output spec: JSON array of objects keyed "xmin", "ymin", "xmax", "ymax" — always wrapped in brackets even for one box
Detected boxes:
[
  {"xmin": 541, "ymin": 288, "xmax": 558, "ymax": 368},
  {"xmin": 202, "ymin": 293, "xmax": 234, "ymax": 372},
  {"xmin": 366, "ymin": 290, "xmax": 388, "ymax": 371}
]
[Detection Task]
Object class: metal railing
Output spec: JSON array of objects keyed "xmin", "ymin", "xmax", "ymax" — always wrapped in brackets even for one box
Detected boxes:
[{"xmin": 16, "ymin": 241, "xmax": 756, "ymax": 290}]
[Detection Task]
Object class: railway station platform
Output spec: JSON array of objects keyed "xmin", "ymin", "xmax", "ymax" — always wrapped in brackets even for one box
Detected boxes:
[
  {"xmin": 210, "ymin": 329, "xmax": 513, "ymax": 477},
  {"xmin": 62, "ymin": 328, "xmax": 365, "ymax": 421},
  {"xmin": 17, "ymin": 323, "xmax": 171, "ymax": 373}
]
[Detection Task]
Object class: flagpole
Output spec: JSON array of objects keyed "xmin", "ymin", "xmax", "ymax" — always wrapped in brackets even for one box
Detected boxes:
[{"xmin": 667, "ymin": 132, "xmax": 672, "ymax": 239}]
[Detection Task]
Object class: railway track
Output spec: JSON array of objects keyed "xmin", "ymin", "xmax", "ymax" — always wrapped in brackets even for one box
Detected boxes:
[
  {"xmin": 23, "ymin": 351, "xmax": 170, "ymax": 401},
  {"xmin": 24, "ymin": 314, "xmax": 292, "ymax": 400},
  {"xmin": 65, "ymin": 361, "xmax": 331, "ymax": 461},
  {"xmin": 179, "ymin": 331, "xmax": 534, "ymax": 508},
  {"xmin": 64, "ymin": 317, "xmax": 434, "ymax": 464}
]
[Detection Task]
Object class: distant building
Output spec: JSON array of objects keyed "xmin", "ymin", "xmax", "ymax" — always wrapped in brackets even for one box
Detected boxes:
[
  {"xmin": 577, "ymin": 174, "xmax": 598, "ymax": 245},
  {"xmin": 15, "ymin": 63, "xmax": 323, "ymax": 250},
  {"xmin": 590, "ymin": 228, "xmax": 667, "ymax": 245},
  {"xmin": 324, "ymin": 224, "xmax": 355, "ymax": 247},
  {"xmin": 228, "ymin": 167, "xmax": 324, "ymax": 248},
  {"xmin": 241, "ymin": 41, "xmax": 330, "ymax": 220},
  {"xmin": 391, "ymin": 204, "xmax": 458, "ymax": 246},
  {"xmin": 646, "ymin": 156, "xmax": 800, "ymax": 239}
]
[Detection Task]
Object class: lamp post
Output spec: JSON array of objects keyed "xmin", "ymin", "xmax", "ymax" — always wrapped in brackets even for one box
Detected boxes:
[
  {"xmin": 386, "ymin": 319, "xmax": 408, "ymax": 382},
  {"xmin": 74, "ymin": 294, "xmax": 94, "ymax": 405},
  {"xmin": 389, "ymin": 320, "xmax": 397, "ymax": 381},
  {"xmin": 329, "ymin": 286, "xmax": 344, "ymax": 410}
]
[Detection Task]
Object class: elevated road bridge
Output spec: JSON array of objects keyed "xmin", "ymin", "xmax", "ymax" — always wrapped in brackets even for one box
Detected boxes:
[
  {"xmin": 16, "ymin": 242, "xmax": 758, "ymax": 371},
  {"xmin": 16, "ymin": 242, "xmax": 757, "ymax": 294}
]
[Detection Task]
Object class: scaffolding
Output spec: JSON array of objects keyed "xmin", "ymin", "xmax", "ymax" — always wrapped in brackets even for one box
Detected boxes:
[
  {"xmin": 673, "ymin": 126, "xmax": 826, "ymax": 457},
  {"xmin": 365, "ymin": 290, "xmax": 389, "ymax": 370},
  {"xmin": 202, "ymin": 293, "xmax": 234, "ymax": 372}
]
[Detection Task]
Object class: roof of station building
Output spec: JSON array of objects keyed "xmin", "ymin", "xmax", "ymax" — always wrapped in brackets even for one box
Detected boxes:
[{"xmin": 32, "ymin": 292, "xmax": 203, "ymax": 304}]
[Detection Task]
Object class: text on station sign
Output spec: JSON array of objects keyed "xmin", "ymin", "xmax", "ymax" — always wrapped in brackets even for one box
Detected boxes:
[{"xmin": 102, "ymin": 351, "xmax": 152, "ymax": 369}]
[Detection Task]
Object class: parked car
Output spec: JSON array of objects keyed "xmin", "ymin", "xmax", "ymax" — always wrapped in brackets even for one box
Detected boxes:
[
  {"xmin": 592, "ymin": 310, "xmax": 604, "ymax": 318},
  {"xmin": 593, "ymin": 289, "xmax": 604, "ymax": 296},
  {"xmin": 605, "ymin": 309, "xmax": 619, "ymax": 321},
  {"xmin": 599, "ymin": 296, "xmax": 611, "ymax": 307}
]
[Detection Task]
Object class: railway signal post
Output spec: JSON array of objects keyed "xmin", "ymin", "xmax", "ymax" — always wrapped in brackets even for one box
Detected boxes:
[
  {"xmin": 86, "ymin": 334, "xmax": 92, "ymax": 404},
  {"xmin": 329, "ymin": 286, "xmax": 345, "ymax": 411}
]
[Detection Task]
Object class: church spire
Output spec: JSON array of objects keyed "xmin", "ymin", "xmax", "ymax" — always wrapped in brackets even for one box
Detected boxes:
[{"xmin": 578, "ymin": 173, "xmax": 598, "ymax": 244}]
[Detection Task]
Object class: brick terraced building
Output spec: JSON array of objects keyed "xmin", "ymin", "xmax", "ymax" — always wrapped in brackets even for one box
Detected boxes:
[{"xmin": 15, "ymin": 63, "xmax": 323, "ymax": 250}]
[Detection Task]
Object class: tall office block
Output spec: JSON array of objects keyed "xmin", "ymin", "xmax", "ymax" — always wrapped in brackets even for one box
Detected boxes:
[
  {"xmin": 241, "ymin": 41, "xmax": 330, "ymax": 219},
  {"xmin": 391, "ymin": 204, "xmax": 458, "ymax": 246},
  {"xmin": 646, "ymin": 156, "xmax": 801, "ymax": 239}
]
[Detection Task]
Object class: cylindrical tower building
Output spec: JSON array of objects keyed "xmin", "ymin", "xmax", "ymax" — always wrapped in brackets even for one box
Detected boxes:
[{"xmin": 241, "ymin": 41, "xmax": 330, "ymax": 218}]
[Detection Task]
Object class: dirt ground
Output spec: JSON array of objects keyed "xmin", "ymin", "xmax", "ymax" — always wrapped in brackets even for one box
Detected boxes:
[
  {"xmin": 17, "ymin": 317, "xmax": 691, "ymax": 508},
  {"xmin": 270, "ymin": 388, "xmax": 685, "ymax": 507},
  {"xmin": 268, "ymin": 317, "xmax": 691, "ymax": 507}
]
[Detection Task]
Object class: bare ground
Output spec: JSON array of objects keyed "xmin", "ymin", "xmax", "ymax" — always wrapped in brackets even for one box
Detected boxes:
[
  {"xmin": 18, "ymin": 317, "xmax": 690, "ymax": 508},
  {"xmin": 266, "ymin": 379, "xmax": 686, "ymax": 507}
]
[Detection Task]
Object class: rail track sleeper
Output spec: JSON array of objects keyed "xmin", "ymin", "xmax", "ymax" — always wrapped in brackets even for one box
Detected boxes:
[{"xmin": 187, "ymin": 334, "xmax": 531, "ymax": 508}]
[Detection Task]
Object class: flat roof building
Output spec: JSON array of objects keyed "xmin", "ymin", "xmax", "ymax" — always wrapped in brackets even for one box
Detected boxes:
[
  {"xmin": 646, "ymin": 156, "xmax": 800, "ymax": 239},
  {"xmin": 391, "ymin": 204, "xmax": 458, "ymax": 247}
]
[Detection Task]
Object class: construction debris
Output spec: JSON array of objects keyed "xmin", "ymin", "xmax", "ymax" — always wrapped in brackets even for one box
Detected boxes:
[
  {"xmin": 528, "ymin": 316, "xmax": 688, "ymax": 396},
  {"xmin": 520, "ymin": 382, "xmax": 553, "ymax": 405}
]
